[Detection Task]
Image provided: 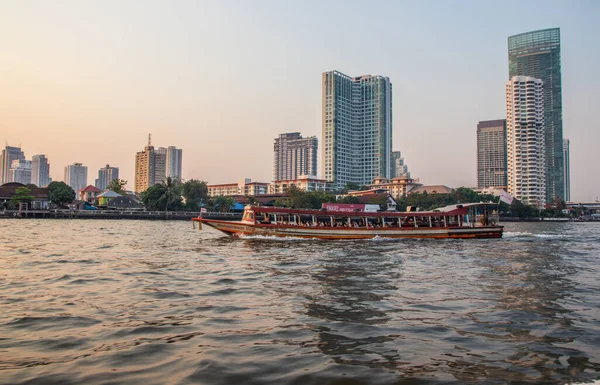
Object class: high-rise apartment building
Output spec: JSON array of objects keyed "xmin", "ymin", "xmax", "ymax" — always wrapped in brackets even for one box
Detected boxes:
[
  {"xmin": 64, "ymin": 163, "xmax": 88, "ymax": 193},
  {"xmin": 9, "ymin": 159, "xmax": 32, "ymax": 185},
  {"xmin": 390, "ymin": 151, "xmax": 410, "ymax": 179},
  {"xmin": 322, "ymin": 70, "xmax": 392, "ymax": 190},
  {"xmin": 0, "ymin": 145, "xmax": 25, "ymax": 184},
  {"xmin": 95, "ymin": 164, "xmax": 120, "ymax": 191},
  {"xmin": 506, "ymin": 76, "xmax": 546, "ymax": 209},
  {"xmin": 476, "ymin": 119, "xmax": 507, "ymax": 189},
  {"xmin": 166, "ymin": 146, "xmax": 183, "ymax": 180},
  {"xmin": 563, "ymin": 139, "xmax": 570, "ymax": 201},
  {"xmin": 509, "ymin": 28, "xmax": 564, "ymax": 202},
  {"xmin": 155, "ymin": 147, "xmax": 167, "ymax": 185},
  {"xmin": 273, "ymin": 133, "xmax": 318, "ymax": 181},
  {"xmin": 135, "ymin": 137, "xmax": 156, "ymax": 194},
  {"xmin": 31, "ymin": 155, "xmax": 51, "ymax": 187}
]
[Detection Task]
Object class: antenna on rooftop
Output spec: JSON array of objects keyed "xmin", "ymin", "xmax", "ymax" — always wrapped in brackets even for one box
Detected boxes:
[{"xmin": 148, "ymin": 133, "xmax": 152, "ymax": 146}]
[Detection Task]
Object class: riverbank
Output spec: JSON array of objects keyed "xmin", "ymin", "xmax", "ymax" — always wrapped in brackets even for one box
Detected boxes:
[{"xmin": 0, "ymin": 210, "xmax": 242, "ymax": 221}]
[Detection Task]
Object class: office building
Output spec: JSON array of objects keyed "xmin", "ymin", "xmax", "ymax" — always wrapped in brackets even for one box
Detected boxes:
[
  {"xmin": 95, "ymin": 164, "xmax": 119, "ymax": 191},
  {"xmin": 563, "ymin": 139, "xmax": 570, "ymax": 201},
  {"xmin": 31, "ymin": 155, "xmax": 51, "ymax": 187},
  {"xmin": 322, "ymin": 70, "xmax": 392, "ymax": 190},
  {"xmin": 64, "ymin": 163, "xmax": 88, "ymax": 193},
  {"xmin": 390, "ymin": 151, "xmax": 410, "ymax": 179},
  {"xmin": 509, "ymin": 28, "xmax": 564, "ymax": 201},
  {"xmin": 1, "ymin": 145, "xmax": 25, "ymax": 184},
  {"xmin": 477, "ymin": 119, "xmax": 507, "ymax": 189},
  {"xmin": 9, "ymin": 159, "xmax": 32, "ymax": 185},
  {"xmin": 166, "ymin": 146, "xmax": 183, "ymax": 179},
  {"xmin": 273, "ymin": 133, "xmax": 318, "ymax": 181},
  {"xmin": 506, "ymin": 76, "xmax": 546, "ymax": 209}
]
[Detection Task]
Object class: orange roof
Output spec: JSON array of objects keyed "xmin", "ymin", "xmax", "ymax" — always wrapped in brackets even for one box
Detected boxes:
[{"xmin": 79, "ymin": 185, "xmax": 102, "ymax": 193}]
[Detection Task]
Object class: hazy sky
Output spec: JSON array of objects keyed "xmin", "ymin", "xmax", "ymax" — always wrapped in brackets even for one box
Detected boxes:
[{"xmin": 1, "ymin": 0, "xmax": 599, "ymax": 201}]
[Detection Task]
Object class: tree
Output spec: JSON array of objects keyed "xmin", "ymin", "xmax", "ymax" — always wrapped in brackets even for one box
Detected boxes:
[
  {"xmin": 48, "ymin": 181, "xmax": 75, "ymax": 208},
  {"xmin": 10, "ymin": 186, "xmax": 34, "ymax": 209},
  {"xmin": 159, "ymin": 176, "xmax": 182, "ymax": 213},
  {"xmin": 182, "ymin": 179, "xmax": 208, "ymax": 211},
  {"xmin": 213, "ymin": 196, "xmax": 235, "ymax": 212},
  {"xmin": 107, "ymin": 179, "xmax": 127, "ymax": 194},
  {"xmin": 139, "ymin": 185, "xmax": 165, "ymax": 211}
]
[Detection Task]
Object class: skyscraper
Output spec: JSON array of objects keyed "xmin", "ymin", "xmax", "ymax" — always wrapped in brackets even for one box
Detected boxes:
[
  {"xmin": 508, "ymin": 28, "xmax": 564, "ymax": 202},
  {"xmin": 563, "ymin": 139, "xmax": 570, "ymax": 201},
  {"xmin": 166, "ymin": 146, "xmax": 183, "ymax": 180},
  {"xmin": 95, "ymin": 164, "xmax": 120, "ymax": 191},
  {"xmin": 322, "ymin": 70, "xmax": 392, "ymax": 190},
  {"xmin": 506, "ymin": 76, "xmax": 546, "ymax": 209},
  {"xmin": 390, "ymin": 151, "xmax": 410, "ymax": 179},
  {"xmin": 0, "ymin": 145, "xmax": 25, "ymax": 184},
  {"xmin": 9, "ymin": 159, "xmax": 32, "ymax": 185},
  {"xmin": 31, "ymin": 155, "xmax": 51, "ymax": 187},
  {"xmin": 64, "ymin": 163, "xmax": 88, "ymax": 193},
  {"xmin": 155, "ymin": 147, "xmax": 167, "ymax": 185},
  {"xmin": 273, "ymin": 133, "xmax": 318, "ymax": 181},
  {"xmin": 476, "ymin": 119, "xmax": 507, "ymax": 189},
  {"xmin": 135, "ymin": 136, "xmax": 157, "ymax": 194}
]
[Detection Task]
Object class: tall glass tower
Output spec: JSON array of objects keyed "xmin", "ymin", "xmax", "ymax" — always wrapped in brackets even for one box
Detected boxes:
[
  {"xmin": 322, "ymin": 70, "xmax": 392, "ymax": 190},
  {"xmin": 508, "ymin": 28, "xmax": 564, "ymax": 202}
]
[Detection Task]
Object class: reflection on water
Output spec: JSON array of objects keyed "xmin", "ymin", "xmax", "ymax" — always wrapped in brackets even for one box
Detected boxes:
[{"xmin": 0, "ymin": 220, "xmax": 599, "ymax": 385}]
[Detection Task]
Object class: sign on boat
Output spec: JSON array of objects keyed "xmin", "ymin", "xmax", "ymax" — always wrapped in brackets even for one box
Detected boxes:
[{"xmin": 192, "ymin": 202, "xmax": 503, "ymax": 239}]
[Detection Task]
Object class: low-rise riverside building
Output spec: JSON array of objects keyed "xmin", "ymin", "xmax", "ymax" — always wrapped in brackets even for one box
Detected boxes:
[
  {"xmin": 208, "ymin": 178, "xmax": 270, "ymax": 197},
  {"xmin": 269, "ymin": 176, "xmax": 333, "ymax": 194},
  {"xmin": 365, "ymin": 176, "xmax": 423, "ymax": 199},
  {"xmin": 0, "ymin": 182, "xmax": 50, "ymax": 210},
  {"xmin": 79, "ymin": 185, "xmax": 102, "ymax": 204},
  {"xmin": 408, "ymin": 185, "xmax": 455, "ymax": 195}
]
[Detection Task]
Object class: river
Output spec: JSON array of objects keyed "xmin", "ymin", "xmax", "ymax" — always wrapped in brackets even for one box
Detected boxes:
[{"xmin": 1, "ymin": 220, "xmax": 599, "ymax": 384}]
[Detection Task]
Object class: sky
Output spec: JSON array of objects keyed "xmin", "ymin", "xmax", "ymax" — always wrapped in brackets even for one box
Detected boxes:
[{"xmin": 1, "ymin": 0, "xmax": 599, "ymax": 201}]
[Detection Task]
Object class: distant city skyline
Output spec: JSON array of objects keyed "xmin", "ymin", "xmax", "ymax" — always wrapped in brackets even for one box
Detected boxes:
[{"xmin": 1, "ymin": 2, "xmax": 599, "ymax": 200}]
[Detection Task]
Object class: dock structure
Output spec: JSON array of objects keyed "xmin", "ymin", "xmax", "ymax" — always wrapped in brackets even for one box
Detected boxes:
[{"xmin": 0, "ymin": 210, "xmax": 242, "ymax": 221}]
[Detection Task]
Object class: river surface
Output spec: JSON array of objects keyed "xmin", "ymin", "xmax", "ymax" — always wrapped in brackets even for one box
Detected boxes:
[{"xmin": 0, "ymin": 220, "xmax": 599, "ymax": 385}]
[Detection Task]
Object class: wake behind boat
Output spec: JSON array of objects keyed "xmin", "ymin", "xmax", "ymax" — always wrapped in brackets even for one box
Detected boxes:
[{"xmin": 192, "ymin": 203, "xmax": 503, "ymax": 239}]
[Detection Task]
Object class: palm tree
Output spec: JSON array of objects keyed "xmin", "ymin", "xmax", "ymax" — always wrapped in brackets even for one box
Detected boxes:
[{"xmin": 160, "ymin": 177, "xmax": 181, "ymax": 214}]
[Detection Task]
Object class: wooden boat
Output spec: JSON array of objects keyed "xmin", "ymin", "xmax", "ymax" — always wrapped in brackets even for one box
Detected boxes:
[{"xmin": 192, "ymin": 203, "xmax": 503, "ymax": 239}]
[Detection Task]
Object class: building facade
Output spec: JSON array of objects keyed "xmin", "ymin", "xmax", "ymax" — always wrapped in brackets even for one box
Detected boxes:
[
  {"xmin": 166, "ymin": 146, "xmax": 183, "ymax": 180},
  {"xmin": 390, "ymin": 151, "xmax": 410, "ymax": 179},
  {"xmin": 64, "ymin": 163, "xmax": 88, "ymax": 194},
  {"xmin": 476, "ymin": 119, "xmax": 507, "ymax": 189},
  {"xmin": 31, "ymin": 155, "xmax": 51, "ymax": 187},
  {"xmin": 509, "ymin": 28, "xmax": 564, "ymax": 202},
  {"xmin": 563, "ymin": 138, "xmax": 570, "ymax": 201},
  {"xmin": 322, "ymin": 70, "xmax": 393, "ymax": 190},
  {"xmin": 506, "ymin": 76, "xmax": 546, "ymax": 208},
  {"xmin": 155, "ymin": 147, "xmax": 167, "ymax": 184},
  {"xmin": 9, "ymin": 159, "xmax": 32, "ymax": 185},
  {"xmin": 269, "ymin": 176, "xmax": 333, "ymax": 194},
  {"xmin": 273, "ymin": 133, "xmax": 318, "ymax": 181},
  {"xmin": 208, "ymin": 178, "xmax": 270, "ymax": 197},
  {"xmin": 1, "ymin": 146, "xmax": 25, "ymax": 184},
  {"xmin": 95, "ymin": 164, "xmax": 120, "ymax": 191},
  {"xmin": 367, "ymin": 176, "xmax": 422, "ymax": 200},
  {"xmin": 134, "ymin": 143, "xmax": 155, "ymax": 194}
]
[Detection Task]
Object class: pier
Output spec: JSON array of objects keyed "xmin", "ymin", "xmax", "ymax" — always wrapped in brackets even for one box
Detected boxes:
[{"xmin": 0, "ymin": 210, "xmax": 242, "ymax": 221}]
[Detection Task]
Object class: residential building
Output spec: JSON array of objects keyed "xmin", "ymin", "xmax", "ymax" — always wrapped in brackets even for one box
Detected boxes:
[
  {"xmin": 273, "ymin": 133, "xmax": 318, "ymax": 181},
  {"xmin": 365, "ymin": 176, "xmax": 422, "ymax": 199},
  {"xmin": 95, "ymin": 164, "xmax": 119, "ymax": 191},
  {"xmin": 269, "ymin": 176, "xmax": 333, "ymax": 194},
  {"xmin": 0, "ymin": 182, "xmax": 50, "ymax": 210},
  {"xmin": 155, "ymin": 147, "xmax": 167, "ymax": 184},
  {"xmin": 322, "ymin": 70, "xmax": 393, "ymax": 190},
  {"xmin": 509, "ymin": 28, "xmax": 564, "ymax": 201},
  {"xmin": 166, "ymin": 146, "xmax": 183, "ymax": 179},
  {"xmin": 9, "ymin": 159, "xmax": 32, "ymax": 185},
  {"xmin": 506, "ymin": 76, "xmax": 546, "ymax": 209},
  {"xmin": 390, "ymin": 151, "xmax": 410, "ymax": 179},
  {"xmin": 64, "ymin": 163, "xmax": 88, "ymax": 193},
  {"xmin": 31, "ymin": 155, "xmax": 51, "ymax": 187},
  {"xmin": 408, "ymin": 185, "xmax": 455, "ymax": 195},
  {"xmin": 0, "ymin": 145, "xmax": 25, "ymax": 184},
  {"xmin": 476, "ymin": 119, "xmax": 507, "ymax": 189},
  {"xmin": 208, "ymin": 178, "xmax": 270, "ymax": 197},
  {"xmin": 563, "ymin": 138, "xmax": 570, "ymax": 201},
  {"xmin": 79, "ymin": 185, "xmax": 102, "ymax": 203}
]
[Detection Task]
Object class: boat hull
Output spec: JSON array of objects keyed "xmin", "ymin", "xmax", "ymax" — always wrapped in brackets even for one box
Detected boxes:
[{"xmin": 193, "ymin": 218, "xmax": 503, "ymax": 239}]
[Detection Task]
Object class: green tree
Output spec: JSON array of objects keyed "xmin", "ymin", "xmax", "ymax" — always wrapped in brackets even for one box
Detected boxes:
[
  {"xmin": 106, "ymin": 179, "xmax": 127, "ymax": 194},
  {"xmin": 139, "ymin": 185, "xmax": 165, "ymax": 211},
  {"xmin": 182, "ymin": 179, "xmax": 208, "ymax": 211},
  {"xmin": 159, "ymin": 176, "xmax": 182, "ymax": 213},
  {"xmin": 48, "ymin": 181, "xmax": 75, "ymax": 208},
  {"xmin": 213, "ymin": 196, "xmax": 235, "ymax": 212},
  {"xmin": 10, "ymin": 186, "xmax": 34, "ymax": 209}
]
